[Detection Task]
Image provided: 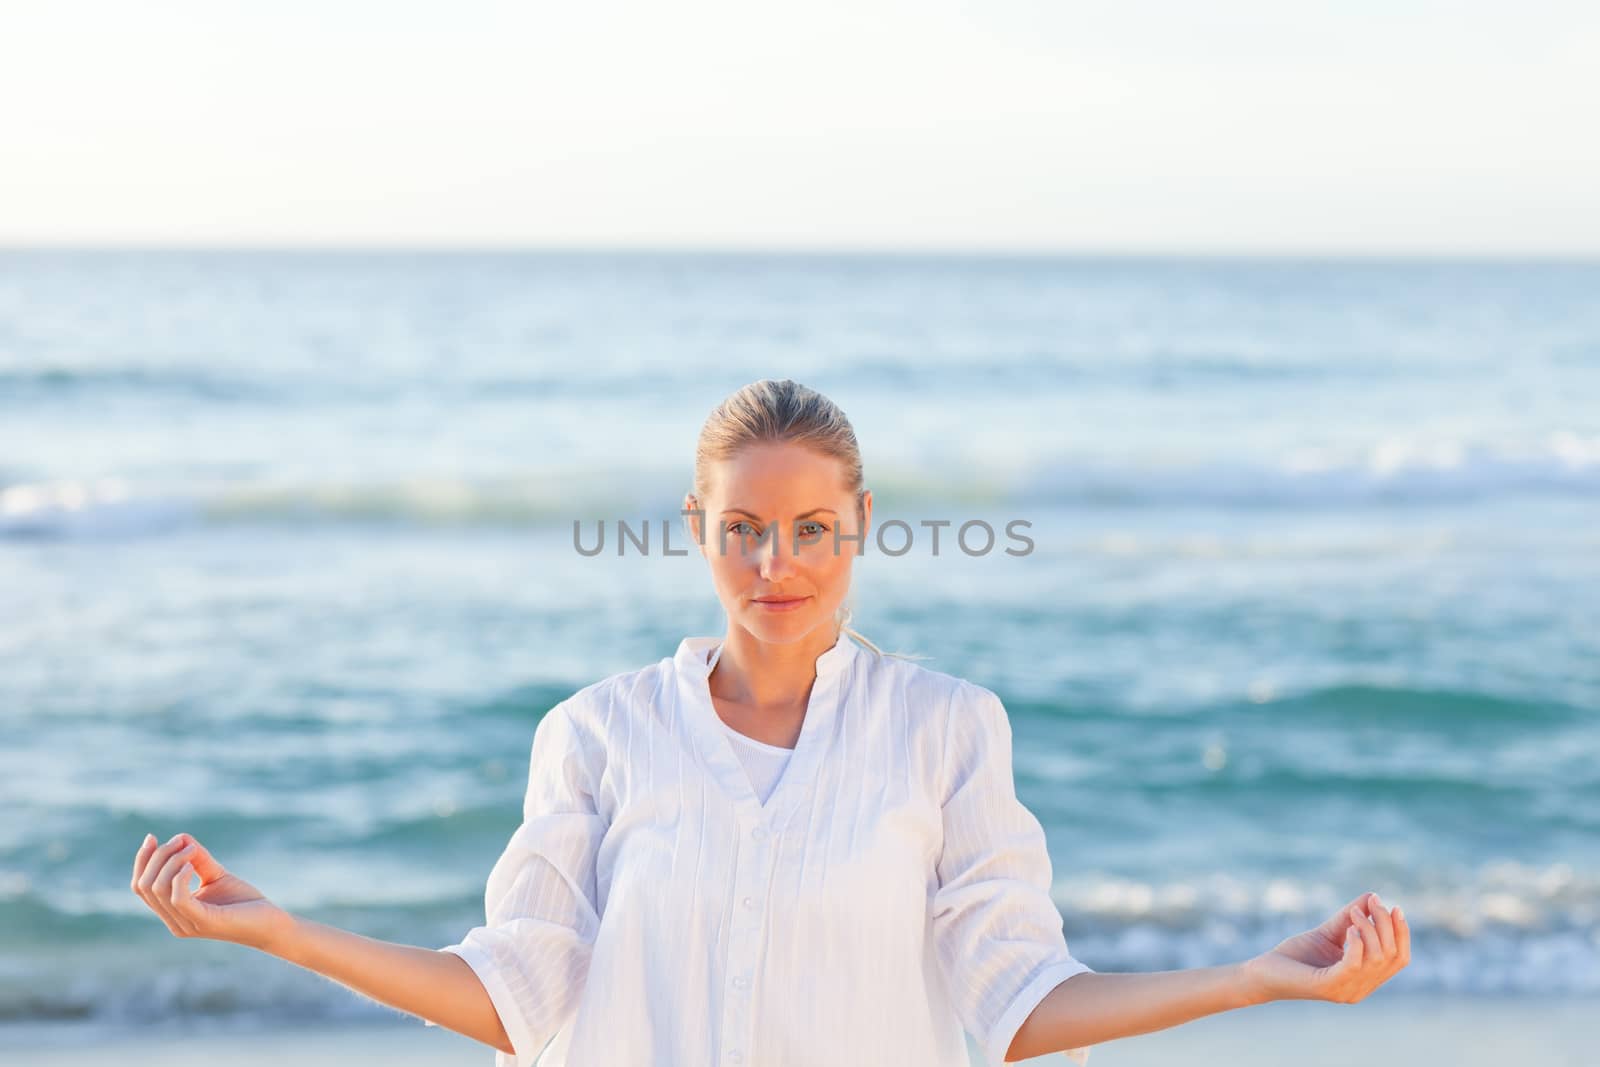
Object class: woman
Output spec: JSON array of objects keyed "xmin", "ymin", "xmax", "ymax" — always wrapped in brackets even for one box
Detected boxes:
[{"xmin": 131, "ymin": 379, "xmax": 1409, "ymax": 1065}]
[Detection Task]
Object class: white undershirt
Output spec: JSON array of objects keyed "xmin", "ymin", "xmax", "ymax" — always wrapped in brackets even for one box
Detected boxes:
[{"xmin": 707, "ymin": 642, "xmax": 795, "ymax": 805}]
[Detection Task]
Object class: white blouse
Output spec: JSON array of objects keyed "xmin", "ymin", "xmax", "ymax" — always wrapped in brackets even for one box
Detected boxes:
[{"xmin": 429, "ymin": 631, "xmax": 1095, "ymax": 1066}]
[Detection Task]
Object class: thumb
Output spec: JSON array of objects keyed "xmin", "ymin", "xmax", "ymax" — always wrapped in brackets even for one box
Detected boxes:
[
  {"xmin": 175, "ymin": 834, "xmax": 227, "ymax": 882},
  {"xmin": 1319, "ymin": 893, "xmax": 1369, "ymax": 938}
]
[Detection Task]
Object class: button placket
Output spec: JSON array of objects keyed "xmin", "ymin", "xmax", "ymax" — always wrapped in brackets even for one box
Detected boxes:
[{"xmin": 721, "ymin": 817, "xmax": 770, "ymax": 1065}]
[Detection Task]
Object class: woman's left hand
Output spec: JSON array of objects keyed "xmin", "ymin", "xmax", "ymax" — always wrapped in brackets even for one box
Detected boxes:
[{"xmin": 1238, "ymin": 891, "xmax": 1410, "ymax": 1005}]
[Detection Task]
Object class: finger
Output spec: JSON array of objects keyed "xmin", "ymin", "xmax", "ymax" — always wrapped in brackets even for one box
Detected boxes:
[
  {"xmin": 135, "ymin": 850, "xmax": 185, "ymax": 935},
  {"xmin": 137, "ymin": 834, "xmax": 189, "ymax": 897},
  {"xmin": 1343, "ymin": 922, "xmax": 1365, "ymax": 969},
  {"xmin": 1350, "ymin": 902, "xmax": 1380, "ymax": 960},
  {"xmin": 153, "ymin": 842, "xmax": 198, "ymax": 904},
  {"xmin": 1367, "ymin": 894, "xmax": 1397, "ymax": 959},
  {"xmin": 134, "ymin": 834, "xmax": 197, "ymax": 935},
  {"xmin": 1393, "ymin": 905, "xmax": 1411, "ymax": 965},
  {"xmin": 1322, "ymin": 892, "xmax": 1374, "ymax": 938},
  {"xmin": 156, "ymin": 844, "xmax": 200, "ymax": 935},
  {"xmin": 131, "ymin": 833, "xmax": 158, "ymax": 890},
  {"xmin": 178, "ymin": 834, "xmax": 227, "ymax": 883},
  {"xmin": 171, "ymin": 860, "xmax": 203, "ymax": 929}
]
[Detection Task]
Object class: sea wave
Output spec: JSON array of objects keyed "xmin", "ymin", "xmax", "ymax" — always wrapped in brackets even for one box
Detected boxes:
[
  {"xmin": 1011, "ymin": 433, "xmax": 1600, "ymax": 507},
  {"xmin": 0, "ymin": 863, "xmax": 1592, "ymax": 1026},
  {"xmin": 4, "ymin": 434, "xmax": 1598, "ymax": 540},
  {"xmin": 1051, "ymin": 864, "xmax": 1600, "ymax": 996},
  {"xmin": 0, "ymin": 366, "xmax": 289, "ymax": 403}
]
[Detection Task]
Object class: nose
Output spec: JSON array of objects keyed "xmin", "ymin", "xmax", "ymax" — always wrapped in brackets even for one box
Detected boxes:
[{"xmin": 757, "ymin": 529, "xmax": 797, "ymax": 581}]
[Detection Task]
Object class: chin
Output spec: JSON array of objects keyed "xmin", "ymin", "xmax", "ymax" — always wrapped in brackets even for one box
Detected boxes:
[{"xmin": 743, "ymin": 606, "xmax": 822, "ymax": 642}]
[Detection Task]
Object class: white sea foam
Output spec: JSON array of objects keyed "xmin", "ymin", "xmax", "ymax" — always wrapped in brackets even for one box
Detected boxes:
[{"xmin": 5, "ymin": 433, "xmax": 1597, "ymax": 541}]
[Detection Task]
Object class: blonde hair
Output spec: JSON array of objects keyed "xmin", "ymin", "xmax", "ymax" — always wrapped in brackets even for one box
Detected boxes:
[{"xmin": 691, "ymin": 378, "xmax": 926, "ymax": 663}]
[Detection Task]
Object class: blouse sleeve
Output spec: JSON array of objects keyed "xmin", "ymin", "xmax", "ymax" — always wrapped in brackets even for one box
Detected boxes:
[
  {"xmin": 931, "ymin": 682, "xmax": 1095, "ymax": 1067},
  {"xmin": 427, "ymin": 696, "xmax": 607, "ymax": 1067}
]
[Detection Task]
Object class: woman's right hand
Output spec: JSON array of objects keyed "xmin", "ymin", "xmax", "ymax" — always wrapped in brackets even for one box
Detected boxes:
[{"xmin": 131, "ymin": 832, "xmax": 291, "ymax": 950}]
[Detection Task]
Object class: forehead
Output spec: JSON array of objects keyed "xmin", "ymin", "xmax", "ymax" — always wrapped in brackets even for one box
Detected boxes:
[{"xmin": 706, "ymin": 442, "xmax": 852, "ymax": 507}]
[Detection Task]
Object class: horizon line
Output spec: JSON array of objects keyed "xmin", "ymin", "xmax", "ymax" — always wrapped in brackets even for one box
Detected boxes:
[{"xmin": 2, "ymin": 240, "xmax": 1599, "ymax": 264}]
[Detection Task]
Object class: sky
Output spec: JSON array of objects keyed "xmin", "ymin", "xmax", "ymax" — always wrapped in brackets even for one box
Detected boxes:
[{"xmin": 2, "ymin": 0, "xmax": 1597, "ymax": 254}]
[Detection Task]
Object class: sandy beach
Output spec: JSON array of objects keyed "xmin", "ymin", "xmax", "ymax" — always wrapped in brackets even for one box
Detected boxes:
[{"xmin": 0, "ymin": 994, "xmax": 1586, "ymax": 1066}]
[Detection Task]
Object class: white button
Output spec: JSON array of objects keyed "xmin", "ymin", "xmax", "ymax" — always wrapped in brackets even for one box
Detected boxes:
[
  {"xmin": 729, "ymin": 1052, "xmax": 743, "ymax": 1063},
  {"xmin": 750, "ymin": 826, "xmax": 767, "ymax": 841},
  {"xmin": 732, "ymin": 976, "xmax": 748, "ymax": 989},
  {"xmin": 741, "ymin": 896, "xmax": 755, "ymax": 909}
]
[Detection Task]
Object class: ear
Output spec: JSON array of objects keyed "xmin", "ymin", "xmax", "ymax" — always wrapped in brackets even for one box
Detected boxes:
[
  {"xmin": 683, "ymin": 493, "xmax": 705, "ymax": 554},
  {"xmin": 859, "ymin": 488, "xmax": 872, "ymax": 543}
]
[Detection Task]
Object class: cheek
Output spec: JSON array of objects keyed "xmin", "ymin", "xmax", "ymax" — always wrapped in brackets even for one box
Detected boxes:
[
  {"xmin": 706, "ymin": 545, "xmax": 756, "ymax": 591},
  {"xmin": 810, "ymin": 547, "xmax": 853, "ymax": 590}
]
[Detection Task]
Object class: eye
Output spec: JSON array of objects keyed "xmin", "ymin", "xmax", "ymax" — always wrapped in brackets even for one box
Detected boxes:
[
  {"xmin": 798, "ymin": 521, "xmax": 828, "ymax": 536},
  {"xmin": 728, "ymin": 521, "xmax": 758, "ymax": 535}
]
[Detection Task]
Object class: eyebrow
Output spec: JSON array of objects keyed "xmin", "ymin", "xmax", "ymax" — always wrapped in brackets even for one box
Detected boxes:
[{"xmin": 720, "ymin": 507, "xmax": 838, "ymax": 519}]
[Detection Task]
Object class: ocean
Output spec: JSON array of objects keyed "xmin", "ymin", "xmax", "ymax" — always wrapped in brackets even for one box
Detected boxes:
[{"xmin": 2, "ymin": 250, "xmax": 1597, "ymax": 1033}]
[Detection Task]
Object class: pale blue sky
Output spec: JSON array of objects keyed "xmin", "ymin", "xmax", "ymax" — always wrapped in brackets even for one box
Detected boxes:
[{"xmin": 2, "ymin": 0, "xmax": 1596, "ymax": 253}]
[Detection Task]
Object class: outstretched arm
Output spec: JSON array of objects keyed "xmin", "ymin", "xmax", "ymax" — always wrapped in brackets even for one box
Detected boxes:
[
  {"xmin": 1007, "ymin": 891, "xmax": 1410, "ymax": 1062},
  {"xmin": 132, "ymin": 832, "xmax": 514, "ymax": 1055},
  {"xmin": 267, "ymin": 911, "xmax": 514, "ymax": 1055},
  {"xmin": 1006, "ymin": 964, "xmax": 1250, "ymax": 1061}
]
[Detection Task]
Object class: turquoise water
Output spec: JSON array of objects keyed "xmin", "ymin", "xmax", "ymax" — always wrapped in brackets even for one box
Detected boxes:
[{"xmin": 2, "ymin": 251, "xmax": 1597, "ymax": 1028}]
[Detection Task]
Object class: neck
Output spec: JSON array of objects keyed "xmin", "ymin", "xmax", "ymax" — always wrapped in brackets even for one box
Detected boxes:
[{"xmin": 710, "ymin": 622, "xmax": 843, "ymax": 712}]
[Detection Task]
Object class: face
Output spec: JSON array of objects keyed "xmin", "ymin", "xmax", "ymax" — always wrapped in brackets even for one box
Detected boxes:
[{"xmin": 685, "ymin": 441, "xmax": 872, "ymax": 646}]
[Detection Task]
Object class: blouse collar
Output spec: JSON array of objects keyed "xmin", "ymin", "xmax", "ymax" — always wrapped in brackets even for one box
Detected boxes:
[
  {"xmin": 673, "ymin": 629, "xmax": 862, "ymax": 821},
  {"xmin": 675, "ymin": 630, "xmax": 861, "ymax": 680}
]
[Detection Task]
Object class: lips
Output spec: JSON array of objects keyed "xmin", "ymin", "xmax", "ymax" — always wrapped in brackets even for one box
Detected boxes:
[{"xmin": 753, "ymin": 595, "xmax": 810, "ymax": 612}]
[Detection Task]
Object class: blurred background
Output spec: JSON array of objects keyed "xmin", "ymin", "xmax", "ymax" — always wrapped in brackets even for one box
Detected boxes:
[{"xmin": 2, "ymin": 2, "xmax": 1597, "ymax": 1065}]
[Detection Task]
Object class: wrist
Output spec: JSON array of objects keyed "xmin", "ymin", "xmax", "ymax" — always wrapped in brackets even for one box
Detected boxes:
[
  {"xmin": 248, "ymin": 906, "xmax": 302, "ymax": 958},
  {"xmin": 1231, "ymin": 959, "xmax": 1278, "ymax": 1008}
]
